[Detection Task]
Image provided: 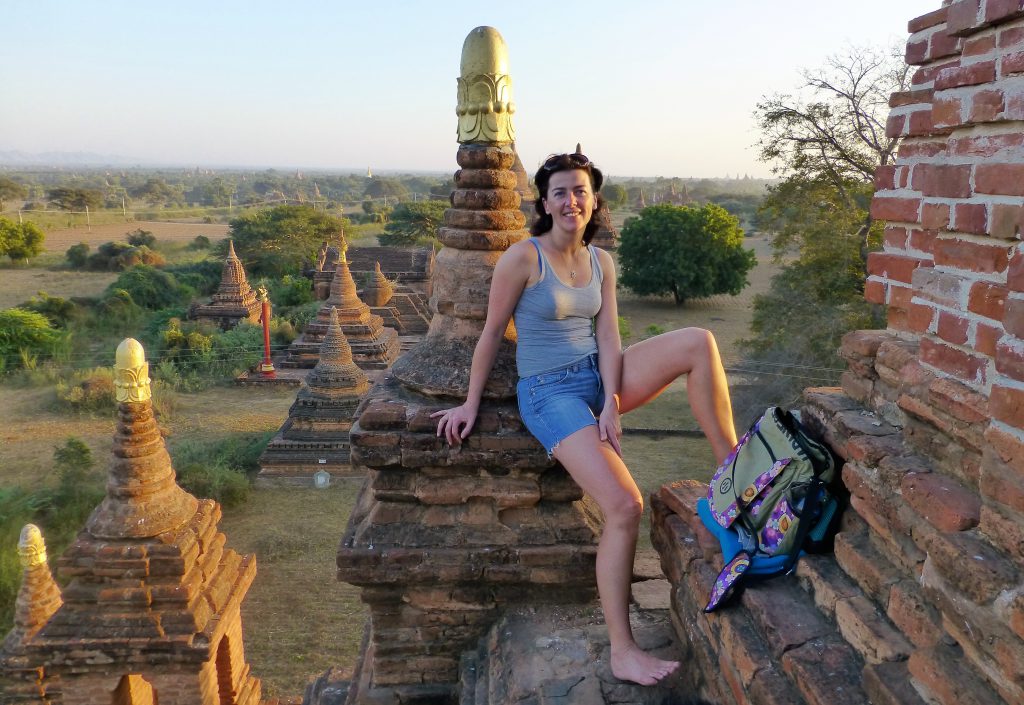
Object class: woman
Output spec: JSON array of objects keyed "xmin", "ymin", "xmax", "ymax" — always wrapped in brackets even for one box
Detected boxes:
[{"xmin": 433, "ymin": 152, "xmax": 738, "ymax": 686}]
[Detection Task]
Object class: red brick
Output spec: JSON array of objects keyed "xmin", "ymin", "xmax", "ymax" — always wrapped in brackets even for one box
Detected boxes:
[
  {"xmin": 1007, "ymin": 298, "xmax": 1024, "ymax": 336},
  {"xmin": 889, "ymin": 87, "xmax": 935, "ymax": 108},
  {"xmin": 988, "ymin": 203, "xmax": 1024, "ymax": 238},
  {"xmin": 889, "ymin": 284, "xmax": 913, "ymax": 309},
  {"xmin": 937, "ymin": 311, "xmax": 970, "ymax": 345},
  {"xmin": 898, "ymin": 138, "xmax": 947, "ymax": 159},
  {"xmin": 929, "ymin": 375, "xmax": 990, "ymax": 423},
  {"xmin": 996, "ymin": 339, "xmax": 1024, "ymax": 382},
  {"xmin": 913, "ymin": 59, "xmax": 961, "ymax": 87},
  {"xmin": 906, "ymin": 39, "xmax": 928, "ymax": 64},
  {"xmin": 980, "ymin": 447, "xmax": 1024, "ymax": 512},
  {"xmin": 991, "ymin": 382, "xmax": 1024, "ymax": 428},
  {"xmin": 931, "ymin": 96, "xmax": 963, "ymax": 127},
  {"xmin": 864, "ymin": 278, "xmax": 886, "ymax": 305},
  {"xmin": 985, "ymin": 0, "xmax": 1024, "ymax": 24},
  {"xmin": 999, "ymin": 24, "xmax": 1024, "ymax": 49},
  {"xmin": 921, "ymin": 529, "xmax": 1019, "ymax": 601},
  {"xmin": 901, "ymin": 472, "xmax": 981, "ymax": 531},
  {"xmin": 863, "ymin": 661, "xmax": 930, "ymax": 705},
  {"xmin": 896, "ymin": 165, "xmax": 911, "ymax": 189},
  {"xmin": 871, "ymin": 196, "xmax": 921, "ymax": 223},
  {"xmin": 1006, "ymin": 87, "xmax": 1024, "ymax": 119},
  {"xmin": 951, "ymin": 203, "xmax": 989, "ymax": 235},
  {"xmin": 908, "ymin": 644, "xmax": 1002, "ymax": 705},
  {"xmin": 908, "ymin": 109, "xmax": 939, "ymax": 137},
  {"xmin": 920, "ymin": 337, "xmax": 988, "ymax": 384},
  {"xmin": 975, "ymin": 163, "xmax": 1024, "ymax": 195},
  {"xmin": 949, "ymin": 130, "xmax": 1024, "ymax": 156},
  {"xmin": 888, "ymin": 306, "xmax": 910, "ymax": 332},
  {"xmin": 1011, "ymin": 250, "xmax": 1024, "ymax": 291},
  {"xmin": 886, "ymin": 580, "xmax": 943, "ymax": 648},
  {"xmin": 914, "ymin": 268, "xmax": 966, "ymax": 307},
  {"xmin": 1003, "ymin": 50, "xmax": 1024, "ymax": 74},
  {"xmin": 874, "ymin": 164, "xmax": 896, "ymax": 191},
  {"xmin": 781, "ymin": 639, "xmax": 867, "ymax": 705},
  {"xmin": 867, "ymin": 252, "xmax": 927, "ymax": 283},
  {"xmin": 919, "ymin": 203, "xmax": 949, "ymax": 230},
  {"xmin": 909, "ymin": 6, "xmax": 948, "ymax": 33},
  {"xmin": 985, "ymin": 423, "xmax": 1024, "ymax": 477},
  {"xmin": 935, "ymin": 61, "xmax": 995, "ymax": 89},
  {"xmin": 885, "ymin": 113, "xmax": 907, "ymax": 139},
  {"xmin": 968, "ymin": 87, "xmax": 1004, "ymax": 121},
  {"xmin": 948, "ymin": 0, "xmax": 982, "ymax": 34},
  {"xmin": 1011, "ymin": 592, "xmax": 1024, "ymax": 640},
  {"xmin": 976, "ymin": 321, "xmax": 1002, "ymax": 356},
  {"xmin": 931, "ymin": 29, "xmax": 963, "ymax": 60},
  {"xmin": 963, "ymin": 33, "xmax": 996, "ymax": 56},
  {"xmin": 934, "ymin": 235, "xmax": 1009, "ymax": 272},
  {"xmin": 913, "ymin": 163, "xmax": 972, "ymax": 198},
  {"xmin": 909, "ymin": 227, "xmax": 939, "ymax": 253},
  {"xmin": 883, "ymin": 225, "xmax": 908, "ymax": 249},
  {"xmin": 979, "ymin": 502, "xmax": 1024, "ymax": 563},
  {"xmin": 967, "ymin": 281, "xmax": 1007, "ymax": 319}
]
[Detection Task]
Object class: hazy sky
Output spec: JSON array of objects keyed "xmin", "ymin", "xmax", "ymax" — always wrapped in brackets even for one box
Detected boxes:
[{"xmin": 2, "ymin": 1, "xmax": 939, "ymax": 178}]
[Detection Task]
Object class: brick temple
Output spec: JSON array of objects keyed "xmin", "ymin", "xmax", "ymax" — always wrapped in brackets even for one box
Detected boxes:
[
  {"xmin": 652, "ymin": 2, "xmax": 1024, "ymax": 702},
  {"xmin": 188, "ymin": 240, "xmax": 262, "ymax": 330}
]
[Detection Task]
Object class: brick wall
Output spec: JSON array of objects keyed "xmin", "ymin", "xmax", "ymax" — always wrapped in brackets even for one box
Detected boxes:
[{"xmin": 651, "ymin": 3, "xmax": 1024, "ymax": 703}]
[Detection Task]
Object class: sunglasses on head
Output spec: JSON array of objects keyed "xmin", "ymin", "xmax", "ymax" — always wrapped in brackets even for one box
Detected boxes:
[{"xmin": 541, "ymin": 152, "xmax": 592, "ymax": 171}]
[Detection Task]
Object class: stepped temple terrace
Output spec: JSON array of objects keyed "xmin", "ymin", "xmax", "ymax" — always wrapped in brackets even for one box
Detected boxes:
[{"xmin": 4, "ymin": 3, "xmax": 1024, "ymax": 704}]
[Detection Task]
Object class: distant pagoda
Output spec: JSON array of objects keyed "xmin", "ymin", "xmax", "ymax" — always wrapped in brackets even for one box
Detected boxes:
[
  {"xmin": 360, "ymin": 261, "xmax": 430, "ymax": 335},
  {"xmin": 188, "ymin": 240, "xmax": 261, "ymax": 329},
  {"xmin": 24, "ymin": 339, "xmax": 261, "ymax": 705},
  {"xmin": 281, "ymin": 242, "xmax": 400, "ymax": 370},
  {"xmin": 512, "ymin": 143, "xmax": 537, "ymax": 227},
  {"xmin": 259, "ymin": 307, "xmax": 371, "ymax": 484}
]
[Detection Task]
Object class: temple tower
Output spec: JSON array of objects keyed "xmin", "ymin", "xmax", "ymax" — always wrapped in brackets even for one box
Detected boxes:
[
  {"xmin": 359, "ymin": 262, "xmax": 430, "ymax": 337},
  {"xmin": 0, "ymin": 525, "xmax": 64, "ymax": 704},
  {"xmin": 312, "ymin": 233, "xmax": 344, "ymax": 300},
  {"xmin": 27, "ymin": 339, "xmax": 261, "ymax": 705},
  {"xmin": 282, "ymin": 241, "xmax": 400, "ymax": 370},
  {"xmin": 336, "ymin": 26, "xmax": 601, "ymax": 704},
  {"xmin": 574, "ymin": 144, "xmax": 619, "ymax": 250},
  {"xmin": 187, "ymin": 240, "xmax": 261, "ymax": 329},
  {"xmin": 511, "ymin": 143, "xmax": 537, "ymax": 226},
  {"xmin": 258, "ymin": 307, "xmax": 371, "ymax": 484}
]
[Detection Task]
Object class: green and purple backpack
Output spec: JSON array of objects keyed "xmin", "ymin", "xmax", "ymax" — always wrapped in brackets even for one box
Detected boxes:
[{"xmin": 698, "ymin": 407, "xmax": 841, "ymax": 611}]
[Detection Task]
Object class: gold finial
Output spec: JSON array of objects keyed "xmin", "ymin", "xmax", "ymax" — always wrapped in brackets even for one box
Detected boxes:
[
  {"xmin": 18, "ymin": 524, "xmax": 46, "ymax": 568},
  {"xmin": 114, "ymin": 338, "xmax": 152, "ymax": 403},
  {"xmin": 227, "ymin": 239, "xmax": 238, "ymax": 258},
  {"xmin": 256, "ymin": 285, "xmax": 269, "ymax": 302},
  {"xmin": 456, "ymin": 26, "xmax": 515, "ymax": 144},
  {"xmin": 339, "ymin": 237, "xmax": 349, "ymax": 264}
]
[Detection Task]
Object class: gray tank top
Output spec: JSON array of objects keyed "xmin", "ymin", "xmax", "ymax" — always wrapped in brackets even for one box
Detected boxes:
[{"xmin": 514, "ymin": 239, "xmax": 603, "ymax": 377}]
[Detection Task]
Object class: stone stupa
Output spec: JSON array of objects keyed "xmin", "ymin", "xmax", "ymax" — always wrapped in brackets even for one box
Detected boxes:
[
  {"xmin": 574, "ymin": 144, "xmax": 619, "ymax": 250},
  {"xmin": 187, "ymin": 240, "xmax": 261, "ymax": 329},
  {"xmin": 0, "ymin": 525, "xmax": 64, "ymax": 703},
  {"xmin": 281, "ymin": 240, "xmax": 400, "ymax": 370},
  {"xmin": 258, "ymin": 307, "xmax": 371, "ymax": 484},
  {"xmin": 359, "ymin": 261, "xmax": 430, "ymax": 336},
  {"xmin": 334, "ymin": 26, "xmax": 601, "ymax": 704},
  {"xmin": 24, "ymin": 339, "xmax": 261, "ymax": 705}
]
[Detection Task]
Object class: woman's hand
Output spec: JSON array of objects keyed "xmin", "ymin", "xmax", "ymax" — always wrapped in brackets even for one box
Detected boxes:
[
  {"xmin": 598, "ymin": 394, "xmax": 622, "ymax": 457},
  {"xmin": 431, "ymin": 404, "xmax": 478, "ymax": 446}
]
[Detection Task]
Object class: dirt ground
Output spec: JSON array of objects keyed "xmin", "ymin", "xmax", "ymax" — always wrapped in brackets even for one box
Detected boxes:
[
  {"xmin": 41, "ymin": 221, "xmax": 230, "ymax": 253},
  {"xmin": 0, "ymin": 231, "xmax": 780, "ymax": 697}
]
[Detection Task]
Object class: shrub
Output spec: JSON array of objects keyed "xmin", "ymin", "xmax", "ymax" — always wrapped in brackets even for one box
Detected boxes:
[
  {"xmin": 126, "ymin": 228, "xmax": 157, "ymax": 248},
  {"xmin": 65, "ymin": 242, "xmax": 90, "ymax": 268},
  {"xmin": 189, "ymin": 235, "xmax": 211, "ymax": 250},
  {"xmin": 54, "ymin": 367, "xmax": 116, "ymax": 414},
  {"xmin": 87, "ymin": 241, "xmax": 165, "ymax": 271},
  {"xmin": 0, "ymin": 308, "xmax": 61, "ymax": 371},
  {"xmin": 168, "ymin": 432, "xmax": 272, "ymax": 507},
  {"xmin": 164, "ymin": 259, "xmax": 222, "ymax": 297},
  {"xmin": 21, "ymin": 291, "xmax": 81, "ymax": 328},
  {"xmin": 156, "ymin": 319, "xmax": 262, "ymax": 388},
  {"xmin": 106, "ymin": 266, "xmax": 193, "ymax": 310},
  {"xmin": 33, "ymin": 438, "xmax": 105, "ymax": 540},
  {"xmin": 617, "ymin": 316, "xmax": 632, "ymax": 341},
  {"xmin": 268, "ymin": 274, "xmax": 314, "ymax": 307},
  {"xmin": 643, "ymin": 324, "xmax": 666, "ymax": 339}
]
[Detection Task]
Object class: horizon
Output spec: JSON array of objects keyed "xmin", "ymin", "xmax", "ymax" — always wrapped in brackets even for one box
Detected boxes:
[{"xmin": 1, "ymin": 1, "xmax": 938, "ymax": 178}]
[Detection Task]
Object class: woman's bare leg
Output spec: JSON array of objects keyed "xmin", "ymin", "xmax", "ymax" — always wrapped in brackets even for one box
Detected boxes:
[
  {"xmin": 552, "ymin": 426, "xmax": 679, "ymax": 685},
  {"xmin": 619, "ymin": 327, "xmax": 737, "ymax": 463}
]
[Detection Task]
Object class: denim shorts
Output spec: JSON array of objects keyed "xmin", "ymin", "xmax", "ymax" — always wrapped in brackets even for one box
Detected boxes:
[{"xmin": 516, "ymin": 353, "xmax": 605, "ymax": 456}]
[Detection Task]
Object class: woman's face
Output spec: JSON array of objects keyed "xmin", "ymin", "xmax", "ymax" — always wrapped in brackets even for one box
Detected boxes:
[{"xmin": 543, "ymin": 169, "xmax": 595, "ymax": 236}]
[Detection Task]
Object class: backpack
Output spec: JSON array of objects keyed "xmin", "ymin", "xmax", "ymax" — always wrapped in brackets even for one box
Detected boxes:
[{"xmin": 698, "ymin": 406, "xmax": 841, "ymax": 612}]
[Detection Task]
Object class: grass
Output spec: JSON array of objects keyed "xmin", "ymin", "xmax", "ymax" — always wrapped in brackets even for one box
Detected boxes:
[{"xmin": 0, "ymin": 233, "xmax": 784, "ymax": 698}]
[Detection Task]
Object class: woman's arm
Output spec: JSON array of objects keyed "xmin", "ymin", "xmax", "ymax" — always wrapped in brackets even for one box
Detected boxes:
[
  {"xmin": 433, "ymin": 241, "xmax": 533, "ymax": 445},
  {"xmin": 594, "ymin": 248, "xmax": 624, "ymax": 456}
]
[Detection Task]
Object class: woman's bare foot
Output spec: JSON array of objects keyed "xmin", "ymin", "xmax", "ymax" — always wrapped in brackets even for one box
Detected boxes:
[{"xmin": 610, "ymin": 643, "xmax": 680, "ymax": 685}]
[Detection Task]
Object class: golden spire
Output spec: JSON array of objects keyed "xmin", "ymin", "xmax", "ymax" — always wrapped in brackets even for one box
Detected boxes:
[
  {"xmin": 456, "ymin": 26, "xmax": 515, "ymax": 144},
  {"xmin": 17, "ymin": 524, "xmax": 46, "ymax": 568},
  {"xmin": 114, "ymin": 338, "xmax": 151, "ymax": 403}
]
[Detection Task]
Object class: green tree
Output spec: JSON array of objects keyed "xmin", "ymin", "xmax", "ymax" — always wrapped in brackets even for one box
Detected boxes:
[
  {"xmin": 363, "ymin": 177, "xmax": 409, "ymax": 201},
  {"xmin": 737, "ymin": 45, "xmax": 908, "ymax": 410},
  {"xmin": 228, "ymin": 205, "xmax": 347, "ymax": 278},
  {"xmin": 0, "ymin": 218, "xmax": 45, "ymax": 262},
  {"xmin": 0, "ymin": 177, "xmax": 27, "ymax": 211},
  {"xmin": 0, "ymin": 308, "xmax": 60, "ymax": 370},
  {"xmin": 602, "ymin": 183, "xmax": 628, "ymax": 209},
  {"xmin": 379, "ymin": 200, "xmax": 447, "ymax": 246},
  {"xmin": 47, "ymin": 187, "xmax": 104, "ymax": 211},
  {"xmin": 618, "ymin": 203, "xmax": 756, "ymax": 306}
]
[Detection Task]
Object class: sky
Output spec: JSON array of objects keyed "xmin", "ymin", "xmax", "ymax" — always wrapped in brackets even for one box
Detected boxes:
[{"xmin": 0, "ymin": 1, "xmax": 940, "ymax": 179}]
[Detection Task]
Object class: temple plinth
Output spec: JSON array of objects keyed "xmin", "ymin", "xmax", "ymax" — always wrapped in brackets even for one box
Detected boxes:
[
  {"xmin": 360, "ymin": 262, "xmax": 430, "ymax": 336},
  {"xmin": 258, "ymin": 307, "xmax": 371, "ymax": 484},
  {"xmin": 335, "ymin": 26, "xmax": 600, "ymax": 705},
  {"xmin": 282, "ymin": 244, "xmax": 400, "ymax": 370},
  {"xmin": 187, "ymin": 240, "xmax": 262, "ymax": 329},
  {"xmin": 23, "ymin": 339, "xmax": 261, "ymax": 705}
]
